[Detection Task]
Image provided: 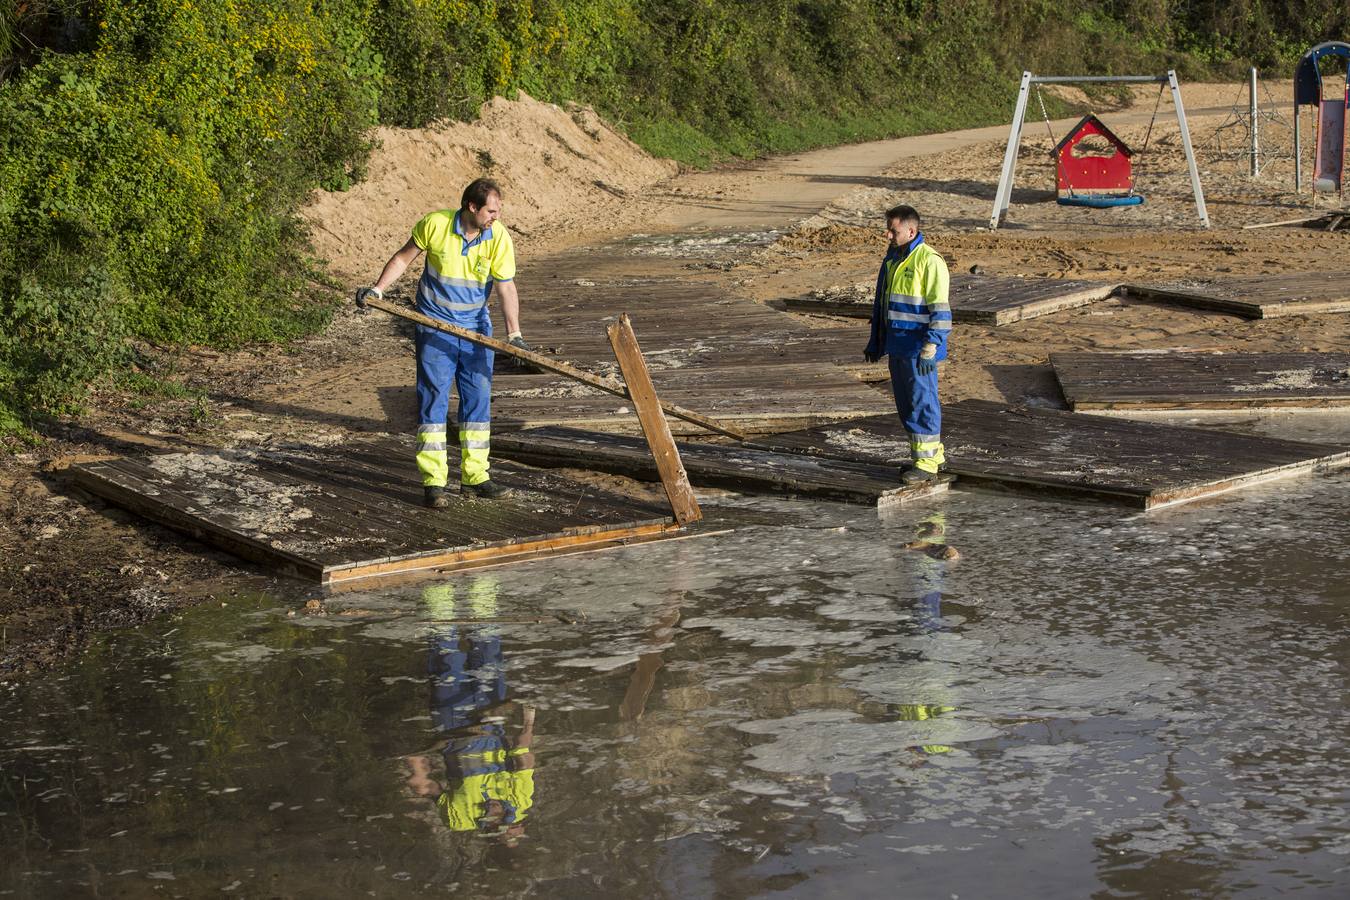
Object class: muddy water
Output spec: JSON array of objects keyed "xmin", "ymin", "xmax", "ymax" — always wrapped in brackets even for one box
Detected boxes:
[{"xmin": 3, "ymin": 424, "xmax": 1348, "ymax": 898}]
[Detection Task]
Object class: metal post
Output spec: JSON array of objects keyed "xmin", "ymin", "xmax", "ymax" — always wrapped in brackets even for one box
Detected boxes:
[
  {"xmin": 1249, "ymin": 67, "xmax": 1260, "ymax": 177},
  {"xmin": 1169, "ymin": 70, "xmax": 1210, "ymax": 227},
  {"xmin": 990, "ymin": 71, "xmax": 1032, "ymax": 230},
  {"xmin": 1295, "ymin": 105, "xmax": 1302, "ymax": 191},
  {"xmin": 1027, "ymin": 75, "xmax": 1168, "ymax": 84}
]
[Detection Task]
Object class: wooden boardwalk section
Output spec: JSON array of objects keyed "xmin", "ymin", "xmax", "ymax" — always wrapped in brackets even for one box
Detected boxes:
[
  {"xmin": 71, "ymin": 439, "xmax": 683, "ymax": 587},
  {"xmin": 781, "ymin": 274, "xmax": 1120, "ymax": 325},
  {"xmin": 1052, "ymin": 351, "xmax": 1350, "ymax": 410},
  {"xmin": 273, "ymin": 249, "xmax": 892, "ymax": 437},
  {"xmin": 1124, "ymin": 271, "xmax": 1350, "ymax": 318},
  {"xmin": 493, "ymin": 426, "xmax": 951, "ymax": 507},
  {"xmin": 491, "ymin": 362, "xmax": 887, "ymax": 434},
  {"xmin": 746, "ymin": 400, "xmax": 1350, "ymax": 509},
  {"xmin": 482, "ymin": 258, "xmax": 891, "ymax": 434}
]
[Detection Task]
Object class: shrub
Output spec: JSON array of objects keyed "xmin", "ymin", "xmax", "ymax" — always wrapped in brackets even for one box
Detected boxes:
[{"xmin": 1, "ymin": 0, "xmax": 1341, "ymax": 438}]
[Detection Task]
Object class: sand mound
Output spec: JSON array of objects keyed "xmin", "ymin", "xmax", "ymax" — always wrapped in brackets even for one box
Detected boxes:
[{"xmin": 304, "ymin": 91, "xmax": 678, "ymax": 284}]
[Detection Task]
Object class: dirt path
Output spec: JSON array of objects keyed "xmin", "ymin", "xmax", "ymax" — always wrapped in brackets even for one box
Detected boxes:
[{"xmin": 4, "ymin": 81, "xmax": 1348, "ymax": 679}]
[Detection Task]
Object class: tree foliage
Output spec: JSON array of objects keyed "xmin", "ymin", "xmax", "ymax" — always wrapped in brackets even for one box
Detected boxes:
[{"xmin": 2, "ymin": 0, "xmax": 1347, "ymax": 433}]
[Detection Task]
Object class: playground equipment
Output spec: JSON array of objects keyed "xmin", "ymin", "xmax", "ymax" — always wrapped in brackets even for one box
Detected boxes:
[
  {"xmin": 1053, "ymin": 114, "xmax": 1144, "ymax": 207},
  {"xmin": 1293, "ymin": 41, "xmax": 1350, "ymax": 195},
  {"xmin": 990, "ymin": 71, "xmax": 1208, "ymax": 229}
]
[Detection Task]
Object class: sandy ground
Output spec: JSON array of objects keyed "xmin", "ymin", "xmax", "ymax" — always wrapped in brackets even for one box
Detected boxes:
[{"xmin": 3, "ymin": 80, "xmax": 1348, "ymax": 679}]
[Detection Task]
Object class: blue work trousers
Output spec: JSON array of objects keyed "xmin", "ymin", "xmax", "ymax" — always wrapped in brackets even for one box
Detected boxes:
[
  {"xmin": 888, "ymin": 356, "xmax": 946, "ymax": 472},
  {"xmin": 429, "ymin": 626, "xmax": 506, "ymax": 733},
  {"xmin": 415, "ymin": 322, "xmax": 494, "ymax": 486}
]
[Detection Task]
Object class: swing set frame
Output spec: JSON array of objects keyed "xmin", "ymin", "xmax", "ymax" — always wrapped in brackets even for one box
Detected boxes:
[{"xmin": 989, "ymin": 71, "xmax": 1209, "ymax": 230}]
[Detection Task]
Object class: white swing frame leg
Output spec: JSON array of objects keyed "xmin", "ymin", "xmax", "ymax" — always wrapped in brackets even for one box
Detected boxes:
[
  {"xmin": 1169, "ymin": 70, "xmax": 1210, "ymax": 227},
  {"xmin": 990, "ymin": 71, "xmax": 1032, "ymax": 230}
]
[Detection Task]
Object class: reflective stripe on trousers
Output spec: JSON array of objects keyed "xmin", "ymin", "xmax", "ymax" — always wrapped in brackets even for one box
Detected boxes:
[
  {"xmin": 417, "ymin": 423, "xmax": 450, "ymax": 488},
  {"xmin": 888, "ymin": 355, "xmax": 946, "ymax": 473},
  {"xmin": 459, "ymin": 421, "xmax": 491, "ymax": 486}
]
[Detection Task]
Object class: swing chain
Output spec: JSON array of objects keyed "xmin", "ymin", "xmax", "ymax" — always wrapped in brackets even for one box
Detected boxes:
[
  {"xmin": 1123, "ymin": 81, "xmax": 1166, "ymax": 198},
  {"xmin": 1037, "ymin": 85, "xmax": 1076, "ymax": 197},
  {"xmin": 1036, "ymin": 85, "xmax": 1057, "ymax": 145},
  {"xmin": 1138, "ymin": 83, "xmax": 1165, "ymax": 156}
]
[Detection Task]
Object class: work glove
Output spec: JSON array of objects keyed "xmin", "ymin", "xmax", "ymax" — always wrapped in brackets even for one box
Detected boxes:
[
  {"xmin": 917, "ymin": 343, "xmax": 938, "ymax": 376},
  {"xmin": 864, "ymin": 351, "xmax": 882, "ymax": 364},
  {"xmin": 507, "ymin": 332, "xmax": 532, "ymax": 353},
  {"xmin": 354, "ymin": 286, "xmax": 383, "ymax": 313}
]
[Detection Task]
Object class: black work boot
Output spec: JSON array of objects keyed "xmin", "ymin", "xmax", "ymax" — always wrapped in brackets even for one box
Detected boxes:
[
  {"xmin": 462, "ymin": 480, "xmax": 511, "ymax": 499},
  {"xmin": 424, "ymin": 486, "xmax": 451, "ymax": 509},
  {"xmin": 901, "ymin": 467, "xmax": 936, "ymax": 485}
]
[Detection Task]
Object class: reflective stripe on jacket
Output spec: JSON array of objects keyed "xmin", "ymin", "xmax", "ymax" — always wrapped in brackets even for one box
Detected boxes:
[
  {"xmin": 412, "ymin": 210, "xmax": 516, "ymax": 327},
  {"xmin": 866, "ymin": 236, "xmax": 951, "ymax": 360}
]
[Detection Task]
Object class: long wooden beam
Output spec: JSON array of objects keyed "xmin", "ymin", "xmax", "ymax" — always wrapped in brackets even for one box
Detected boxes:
[
  {"xmin": 607, "ymin": 314, "xmax": 702, "ymax": 525},
  {"xmin": 363, "ymin": 296, "xmax": 746, "ymax": 440}
]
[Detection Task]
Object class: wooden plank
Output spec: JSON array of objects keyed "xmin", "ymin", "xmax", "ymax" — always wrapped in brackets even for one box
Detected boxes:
[
  {"xmin": 745, "ymin": 400, "xmax": 1350, "ymax": 509},
  {"xmin": 1124, "ymin": 271, "xmax": 1350, "ymax": 319},
  {"xmin": 324, "ymin": 522, "xmax": 680, "ymax": 585},
  {"xmin": 1242, "ymin": 214, "xmax": 1337, "ymax": 230},
  {"xmin": 71, "ymin": 442, "xmax": 685, "ymax": 584},
  {"xmin": 324, "ymin": 526, "xmax": 729, "ymax": 593},
  {"xmin": 1051, "ymin": 351, "xmax": 1350, "ymax": 410},
  {"xmin": 607, "ymin": 314, "xmax": 702, "ymax": 525},
  {"xmin": 493, "ymin": 426, "xmax": 951, "ymax": 507},
  {"xmin": 780, "ymin": 275, "xmax": 1120, "ymax": 326},
  {"xmin": 363, "ymin": 295, "xmax": 746, "ymax": 439}
]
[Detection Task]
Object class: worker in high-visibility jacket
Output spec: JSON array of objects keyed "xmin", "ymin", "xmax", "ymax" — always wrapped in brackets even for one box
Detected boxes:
[
  {"xmin": 864, "ymin": 204, "xmax": 952, "ymax": 484},
  {"xmin": 357, "ymin": 178, "xmax": 527, "ymax": 507}
]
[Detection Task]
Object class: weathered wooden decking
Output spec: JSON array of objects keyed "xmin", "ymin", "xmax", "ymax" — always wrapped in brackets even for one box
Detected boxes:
[
  {"xmin": 1052, "ymin": 351, "xmax": 1350, "ymax": 410},
  {"xmin": 1124, "ymin": 271, "xmax": 1350, "ymax": 318},
  {"xmin": 491, "ymin": 362, "xmax": 889, "ymax": 434},
  {"xmin": 492, "ymin": 426, "xmax": 951, "ymax": 507},
  {"xmin": 71, "ymin": 440, "xmax": 683, "ymax": 586},
  {"xmin": 280, "ymin": 254, "xmax": 891, "ymax": 438},
  {"xmin": 484, "ymin": 260, "xmax": 892, "ymax": 433},
  {"xmin": 746, "ymin": 400, "xmax": 1350, "ymax": 509},
  {"xmin": 781, "ymin": 274, "xmax": 1120, "ymax": 325}
]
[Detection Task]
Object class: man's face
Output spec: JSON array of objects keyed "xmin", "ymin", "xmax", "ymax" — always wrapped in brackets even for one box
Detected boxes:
[
  {"xmin": 886, "ymin": 217, "xmax": 917, "ymax": 249},
  {"xmin": 467, "ymin": 192, "xmax": 502, "ymax": 231}
]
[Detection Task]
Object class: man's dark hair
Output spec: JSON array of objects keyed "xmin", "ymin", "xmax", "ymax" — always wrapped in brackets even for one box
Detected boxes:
[
  {"xmin": 462, "ymin": 178, "xmax": 502, "ymax": 210},
  {"xmin": 886, "ymin": 204, "xmax": 921, "ymax": 229}
]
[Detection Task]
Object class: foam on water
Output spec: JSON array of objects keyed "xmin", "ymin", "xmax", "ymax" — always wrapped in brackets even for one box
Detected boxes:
[{"xmin": 2, "ymin": 469, "xmax": 1348, "ymax": 897}]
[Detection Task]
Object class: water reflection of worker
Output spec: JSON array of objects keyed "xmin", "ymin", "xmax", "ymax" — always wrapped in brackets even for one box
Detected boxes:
[
  {"xmin": 907, "ymin": 511, "xmax": 956, "ymax": 634},
  {"xmin": 405, "ymin": 576, "xmax": 536, "ymax": 847},
  {"xmin": 900, "ymin": 512, "xmax": 959, "ymax": 758}
]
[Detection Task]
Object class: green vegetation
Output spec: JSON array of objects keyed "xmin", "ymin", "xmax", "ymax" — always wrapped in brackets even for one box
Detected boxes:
[{"xmin": 2, "ymin": 0, "xmax": 1347, "ymax": 437}]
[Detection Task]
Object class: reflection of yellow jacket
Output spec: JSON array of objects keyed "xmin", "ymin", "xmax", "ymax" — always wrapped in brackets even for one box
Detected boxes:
[
  {"xmin": 437, "ymin": 748, "xmax": 534, "ymax": 832},
  {"xmin": 896, "ymin": 703, "xmax": 956, "ymax": 755}
]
